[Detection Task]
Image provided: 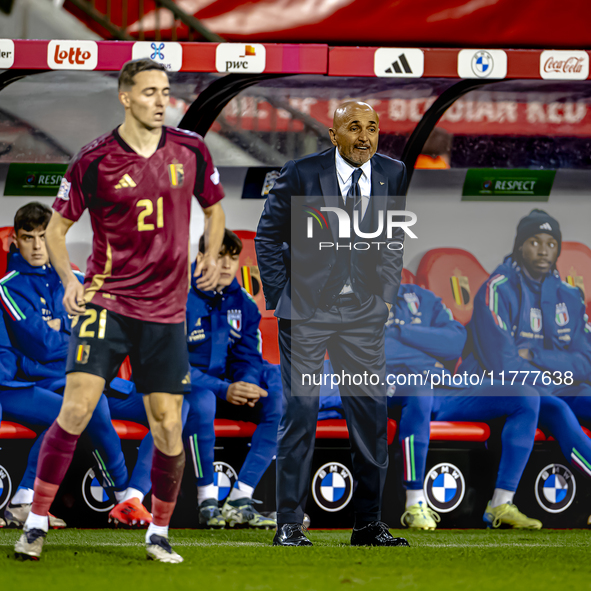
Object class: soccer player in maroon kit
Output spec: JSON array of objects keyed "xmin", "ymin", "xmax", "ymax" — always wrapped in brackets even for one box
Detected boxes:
[{"xmin": 14, "ymin": 59, "xmax": 225, "ymax": 563}]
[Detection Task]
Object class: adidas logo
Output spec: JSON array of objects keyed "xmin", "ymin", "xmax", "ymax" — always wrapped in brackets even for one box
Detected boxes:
[
  {"xmin": 385, "ymin": 53, "xmax": 413, "ymax": 75},
  {"xmin": 115, "ymin": 174, "xmax": 137, "ymax": 189},
  {"xmin": 540, "ymin": 222, "xmax": 552, "ymax": 231}
]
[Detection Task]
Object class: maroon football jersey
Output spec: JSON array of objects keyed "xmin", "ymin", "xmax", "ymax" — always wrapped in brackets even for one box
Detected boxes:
[{"xmin": 53, "ymin": 126, "xmax": 224, "ymax": 323}]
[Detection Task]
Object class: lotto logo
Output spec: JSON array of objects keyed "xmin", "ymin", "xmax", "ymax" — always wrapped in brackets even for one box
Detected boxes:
[{"xmin": 48, "ymin": 40, "xmax": 98, "ymax": 70}]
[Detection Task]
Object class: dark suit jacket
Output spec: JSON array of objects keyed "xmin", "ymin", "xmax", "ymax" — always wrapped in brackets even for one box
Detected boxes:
[{"xmin": 255, "ymin": 147, "xmax": 408, "ymax": 320}]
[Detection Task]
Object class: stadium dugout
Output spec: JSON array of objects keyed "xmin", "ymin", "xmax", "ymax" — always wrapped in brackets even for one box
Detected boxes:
[{"xmin": 0, "ymin": 40, "xmax": 590, "ymax": 528}]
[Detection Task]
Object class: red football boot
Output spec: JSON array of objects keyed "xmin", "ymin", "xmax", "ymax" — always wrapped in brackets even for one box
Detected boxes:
[{"xmin": 109, "ymin": 498, "xmax": 152, "ymax": 528}]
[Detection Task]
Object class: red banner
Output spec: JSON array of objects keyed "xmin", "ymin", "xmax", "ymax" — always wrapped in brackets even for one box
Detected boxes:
[
  {"xmin": 216, "ymin": 96, "xmax": 591, "ymax": 137},
  {"xmin": 65, "ymin": 0, "xmax": 591, "ymax": 48}
]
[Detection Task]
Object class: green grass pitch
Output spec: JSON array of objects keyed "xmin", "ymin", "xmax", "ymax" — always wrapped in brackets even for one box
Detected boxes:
[{"xmin": 1, "ymin": 528, "xmax": 590, "ymax": 591}]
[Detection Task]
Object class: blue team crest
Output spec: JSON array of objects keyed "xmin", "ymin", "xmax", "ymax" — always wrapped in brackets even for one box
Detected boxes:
[
  {"xmin": 555, "ymin": 303, "xmax": 569, "ymax": 327},
  {"xmin": 403, "ymin": 292, "xmax": 420, "ymax": 315},
  {"xmin": 227, "ymin": 309, "xmax": 242, "ymax": 331},
  {"xmin": 530, "ymin": 308, "xmax": 543, "ymax": 333}
]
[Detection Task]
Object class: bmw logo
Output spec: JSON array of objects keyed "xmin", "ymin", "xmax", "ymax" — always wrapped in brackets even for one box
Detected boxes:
[
  {"xmin": 535, "ymin": 464, "xmax": 576, "ymax": 513},
  {"xmin": 213, "ymin": 461, "xmax": 237, "ymax": 501},
  {"xmin": 312, "ymin": 462, "xmax": 353, "ymax": 512},
  {"xmin": 424, "ymin": 463, "xmax": 465, "ymax": 513},
  {"xmin": 82, "ymin": 467, "xmax": 114, "ymax": 512},
  {"xmin": 471, "ymin": 50, "xmax": 494, "ymax": 78},
  {"xmin": 0, "ymin": 464, "xmax": 12, "ymax": 510}
]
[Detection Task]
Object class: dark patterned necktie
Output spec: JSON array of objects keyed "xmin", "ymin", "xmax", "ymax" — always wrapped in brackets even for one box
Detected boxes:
[{"xmin": 346, "ymin": 168, "xmax": 363, "ymax": 219}]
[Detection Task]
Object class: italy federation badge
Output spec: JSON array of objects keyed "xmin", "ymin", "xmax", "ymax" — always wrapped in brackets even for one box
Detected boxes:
[
  {"xmin": 530, "ymin": 308, "xmax": 542, "ymax": 333},
  {"xmin": 555, "ymin": 303, "xmax": 569, "ymax": 327},
  {"xmin": 227, "ymin": 309, "xmax": 242, "ymax": 331}
]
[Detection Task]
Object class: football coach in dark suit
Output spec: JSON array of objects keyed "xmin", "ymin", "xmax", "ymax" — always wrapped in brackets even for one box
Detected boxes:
[{"xmin": 256, "ymin": 102, "xmax": 410, "ymax": 547}]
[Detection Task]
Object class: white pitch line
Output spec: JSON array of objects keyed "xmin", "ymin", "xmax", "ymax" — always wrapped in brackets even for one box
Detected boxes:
[{"xmin": 0, "ymin": 540, "xmax": 267, "ymax": 548}]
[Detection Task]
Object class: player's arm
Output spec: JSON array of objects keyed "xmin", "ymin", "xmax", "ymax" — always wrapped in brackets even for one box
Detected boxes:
[
  {"xmin": 194, "ymin": 201, "xmax": 225, "ymax": 291},
  {"xmin": 227, "ymin": 301, "xmax": 264, "ymax": 386},
  {"xmin": 1, "ymin": 282, "xmax": 69, "ymax": 363},
  {"xmin": 471, "ymin": 275, "xmax": 535, "ymax": 376},
  {"xmin": 380, "ymin": 162, "xmax": 408, "ymax": 308},
  {"xmin": 397, "ymin": 296, "xmax": 466, "ymax": 361},
  {"xmin": 255, "ymin": 161, "xmax": 297, "ymax": 310},
  {"xmin": 385, "ymin": 326, "xmax": 442, "ymax": 369},
  {"xmin": 531, "ymin": 296, "xmax": 591, "ymax": 381},
  {"xmin": 45, "ymin": 210, "xmax": 85, "ymax": 316},
  {"xmin": 189, "ymin": 364, "xmax": 231, "ymax": 400},
  {"xmin": 226, "ymin": 301, "xmax": 267, "ymax": 407}
]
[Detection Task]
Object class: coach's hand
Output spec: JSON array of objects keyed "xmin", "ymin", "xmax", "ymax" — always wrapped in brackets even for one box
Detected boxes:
[
  {"xmin": 194, "ymin": 253, "xmax": 220, "ymax": 291},
  {"xmin": 227, "ymin": 382, "xmax": 268, "ymax": 407},
  {"xmin": 63, "ymin": 278, "xmax": 86, "ymax": 315}
]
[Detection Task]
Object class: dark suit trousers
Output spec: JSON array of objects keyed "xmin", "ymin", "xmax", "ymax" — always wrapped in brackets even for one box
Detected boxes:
[{"xmin": 276, "ymin": 294, "xmax": 390, "ymax": 527}]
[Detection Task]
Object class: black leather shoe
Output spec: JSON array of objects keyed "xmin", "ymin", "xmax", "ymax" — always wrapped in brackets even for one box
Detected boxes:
[
  {"xmin": 351, "ymin": 521, "xmax": 410, "ymax": 547},
  {"xmin": 273, "ymin": 523, "xmax": 313, "ymax": 546}
]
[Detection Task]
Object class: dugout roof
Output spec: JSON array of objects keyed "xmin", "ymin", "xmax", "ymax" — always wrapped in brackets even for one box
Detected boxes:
[{"xmin": 0, "ymin": 41, "xmax": 590, "ymax": 181}]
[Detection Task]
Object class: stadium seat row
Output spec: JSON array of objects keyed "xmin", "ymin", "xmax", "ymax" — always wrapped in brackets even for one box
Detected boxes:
[{"xmin": 2, "ymin": 228, "xmax": 591, "ymax": 451}]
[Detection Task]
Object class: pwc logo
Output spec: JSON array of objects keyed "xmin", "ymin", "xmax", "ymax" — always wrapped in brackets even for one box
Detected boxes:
[
  {"xmin": 48, "ymin": 40, "xmax": 98, "ymax": 70},
  {"xmin": 215, "ymin": 43, "xmax": 266, "ymax": 74}
]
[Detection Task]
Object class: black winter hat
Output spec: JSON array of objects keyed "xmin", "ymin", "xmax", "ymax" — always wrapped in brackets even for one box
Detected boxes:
[{"xmin": 512, "ymin": 209, "xmax": 562, "ymax": 258}]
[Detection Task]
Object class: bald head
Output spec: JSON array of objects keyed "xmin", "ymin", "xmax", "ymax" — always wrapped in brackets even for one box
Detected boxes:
[
  {"xmin": 329, "ymin": 101, "xmax": 379, "ymax": 167},
  {"xmin": 332, "ymin": 101, "xmax": 379, "ymax": 128}
]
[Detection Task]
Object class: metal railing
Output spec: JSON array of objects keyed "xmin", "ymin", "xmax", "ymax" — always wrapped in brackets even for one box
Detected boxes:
[{"xmin": 65, "ymin": 0, "xmax": 224, "ymax": 42}]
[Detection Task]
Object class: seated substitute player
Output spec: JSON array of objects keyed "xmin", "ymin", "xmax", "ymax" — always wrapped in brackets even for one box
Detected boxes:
[
  {"xmin": 1, "ymin": 202, "xmax": 138, "ymax": 528},
  {"xmin": 461, "ymin": 210, "xmax": 591, "ymax": 505},
  {"xmin": 14, "ymin": 58, "xmax": 225, "ymax": 563},
  {"xmin": 323, "ymin": 282, "xmax": 542, "ymax": 530},
  {"xmin": 186, "ymin": 230, "xmax": 281, "ymax": 529}
]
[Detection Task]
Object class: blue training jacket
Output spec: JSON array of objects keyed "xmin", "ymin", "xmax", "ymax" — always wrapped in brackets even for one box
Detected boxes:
[
  {"xmin": 0, "ymin": 250, "xmax": 83, "ymax": 381},
  {"xmin": 186, "ymin": 262, "xmax": 263, "ymax": 400},
  {"xmin": 459, "ymin": 256, "xmax": 591, "ymax": 393},
  {"xmin": 385, "ymin": 284, "xmax": 466, "ymax": 381}
]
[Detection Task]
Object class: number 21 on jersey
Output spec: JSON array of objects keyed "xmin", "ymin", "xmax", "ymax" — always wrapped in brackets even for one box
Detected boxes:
[{"xmin": 137, "ymin": 197, "xmax": 164, "ymax": 231}]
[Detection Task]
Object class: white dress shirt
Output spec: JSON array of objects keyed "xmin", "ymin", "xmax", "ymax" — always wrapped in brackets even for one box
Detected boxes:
[
  {"xmin": 334, "ymin": 150, "xmax": 373, "ymax": 295},
  {"xmin": 335, "ymin": 149, "xmax": 372, "ymax": 219}
]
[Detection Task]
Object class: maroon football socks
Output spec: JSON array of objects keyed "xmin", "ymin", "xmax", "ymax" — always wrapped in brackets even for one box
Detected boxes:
[
  {"xmin": 150, "ymin": 448, "xmax": 186, "ymax": 526},
  {"xmin": 31, "ymin": 421, "xmax": 80, "ymax": 517}
]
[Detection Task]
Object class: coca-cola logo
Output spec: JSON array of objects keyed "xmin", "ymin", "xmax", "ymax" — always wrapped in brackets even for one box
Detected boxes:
[
  {"xmin": 47, "ymin": 40, "xmax": 98, "ymax": 70},
  {"xmin": 544, "ymin": 57, "xmax": 585, "ymax": 74},
  {"xmin": 540, "ymin": 51, "xmax": 589, "ymax": 80}
]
